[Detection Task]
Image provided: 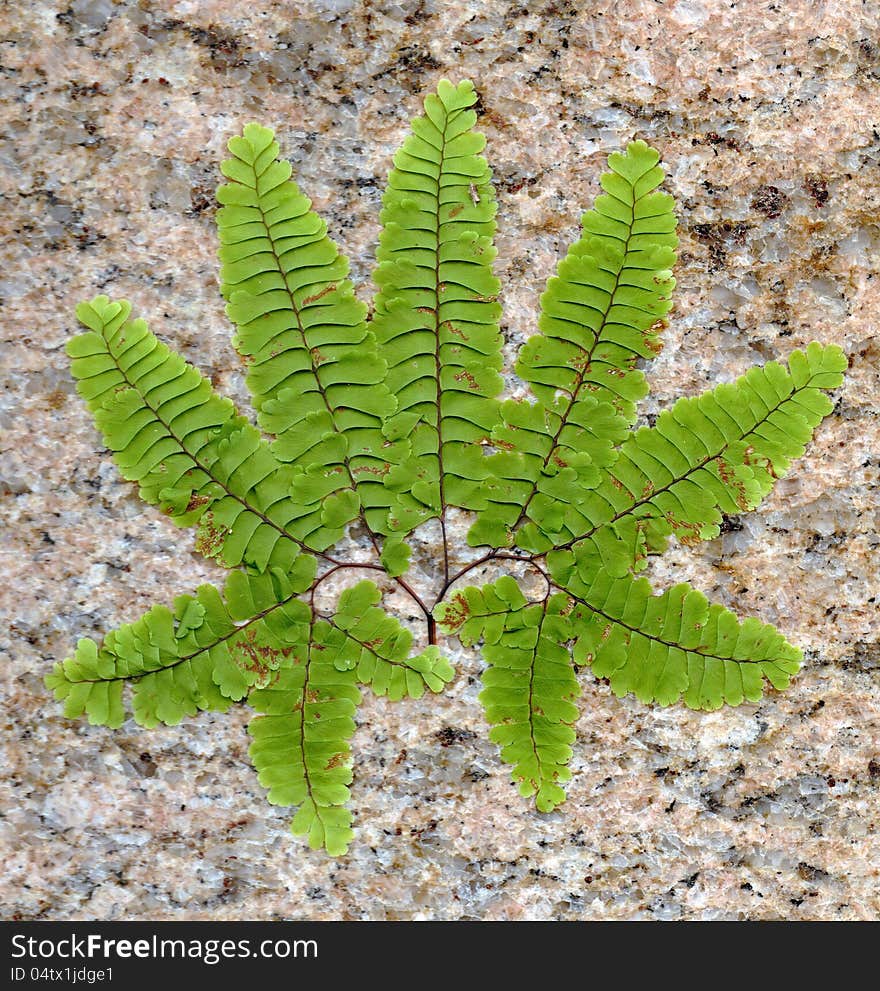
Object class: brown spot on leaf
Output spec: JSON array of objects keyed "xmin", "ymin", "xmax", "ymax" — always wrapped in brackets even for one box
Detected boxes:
[
  {"xmin": 186, "ymin": 493, "xmax": 210, "ymax": 513},
  {"xmin": 232, "ymin": 633, "xmax": 291, "ymax": 685},
  {"xmin": 644, "ymin": 319, "xmax": 667, "ymax": 355},
  {"xmin": 743, "ymin": 444, "xmax": 778, "ymax": 480},
  {"xmin": 262, "ymin": 667, "xmax": 286, "ymax": 690},
  {"xmin": 439, "ymin": 592, "xmax": 470, "ymax": 634},
  {"xmin": 454, "ymin": 369, "xmax": 480, "ymax": 390},
  {"xmin": 716, "ymin": 456, "xmax": 750, "ymax": 511},
  {"xmin": 194, "ymin": 512, "xmax": 228, "ymax": 559},
  {"xmin": 302, "ymin": 283, "xmax": 337, "ymax": 306},
  {"xmin": 354, "ymin": 464, "xmax": 390, "ymax": 477},
  {"xmin": 665, "ymin": 511, "xmax": 703, "ymax": 545}
]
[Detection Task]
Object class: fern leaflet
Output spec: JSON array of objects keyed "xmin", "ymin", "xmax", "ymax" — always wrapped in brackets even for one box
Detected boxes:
[
  {"xmin": 469, "ymin": 140, "xmax": 677, "ymax": 551},
  {"xmin": 248, "ymin": 617, "xmax": 360, "ymax": 856},
  {"xmin": 371, "ymin": 79, "xmax": 504, "ymax": 570},
  {"xmin": 46, "ymin": 562, "xmax": 315, "ymax": 728},
  {"xmin": 436, "ymin": 577, "xmax": 579, "ymax": 812},
  {"xmin": 218, "ymin": 123, "xmax": 397, "ymax": 538}
]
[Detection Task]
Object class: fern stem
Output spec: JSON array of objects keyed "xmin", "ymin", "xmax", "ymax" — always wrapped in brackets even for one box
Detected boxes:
[
  {"xmin": 297, "ymin": 609, "xmax": 330, "ymax": 843},
  {"xmin": 313, "ymin": 560, "xmax": 431, "ymax": 621},
  {"xmin": 365, "ymin": 532, "xmax": 432, "ymax": 621},
  {"xmin": 312, "ymin": 561, "xmax": 385, "ymax": 586},
  {"xmin": 435, "ymin": 551, "xmax": 542, "ymax": 606},
  {"xmin": 398, "ymin": 577, "xmax": 432, "ymax": 622},
  {"xmin": 524, "ymin": 588, "xmax": 553, "ymax": 787}
]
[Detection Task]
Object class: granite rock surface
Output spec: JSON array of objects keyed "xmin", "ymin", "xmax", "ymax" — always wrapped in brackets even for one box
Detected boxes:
[{"xmin": 1, "ymin": 0, "xmax": 879, "ymax": 920}]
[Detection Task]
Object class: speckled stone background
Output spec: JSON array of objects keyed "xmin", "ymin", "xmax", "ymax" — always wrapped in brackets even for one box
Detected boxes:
[{"xmin": 2, "ymin": 0, "xmax": 879, "ymax": 921}]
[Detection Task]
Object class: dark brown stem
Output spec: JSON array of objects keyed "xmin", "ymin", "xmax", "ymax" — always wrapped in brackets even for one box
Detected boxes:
[
  {"xmin": 398, "ymin": 576, "xmax": 432, "ymax": 621},
  {"xmin": 310, "ymin": 558, "xmax": 432, "ymax": 633},
  {"xmin": 311, "ymin": 561, "xmax": 385, "ymax": 591},
  {"xmin": 439, "ymin": 515, "xmax": 450, "ymax": 585},
  {"xmin": 434, "ymin": 549, "xmax": 532, "ymax": 606}
]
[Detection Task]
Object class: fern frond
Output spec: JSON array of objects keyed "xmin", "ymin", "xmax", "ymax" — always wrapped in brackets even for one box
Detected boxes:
[
  {"xmin": 330, "ymin": 581, "xmax": 455, "ymax": 699},
  {"xmin": 559, "ymin": 565, "xmax": 802, "ymax": 709},
  {"xmin": 436, "ymin": 577, "xmax": 580, "ymax": 812},
  {"xmin": 469, "ymin": 140, "xmax": 677, "ymax": 550},
  {"xmin": 45, "ymin": 561, "xmax": 315, "ymax": 728},
  {"xmin": 217, "ymin": 125, "xmax": 398, "ymax": 536},
  {"xmin": 70, "ymin": 295, "xmax": 351, "ymax": 562},
  {"xmin": 555, "ymin": 342, "xmax": 847, "ymax": 554},
  {"xmin": 371, "ymin": 78, "xmax": 504, "ymax": 539},
  {"xmin": 248, "ymin": 617, "xmax": 361, "ymax": 856}
]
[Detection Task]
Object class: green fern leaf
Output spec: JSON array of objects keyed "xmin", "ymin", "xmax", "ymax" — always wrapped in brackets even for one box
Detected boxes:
[
  {"xmin": 55, "ymin": 79, "xmax": 847, "ymax": 855},
  {"xmin": 248, "ymin": 618, "xmax": 360, "ymax": 856},
  {"xmin": 469, "ymin": 140, "xmax": 677, "ymax": 550},
  {"xmin": 69, "ymin": 295, "xmax": 338, "ymax": 563},
  {"xmin": 45, "ymin": 561, "xmax": 315, "ymax": 728},
  {"xmin": 436, "ymin": 577, "xmax": 579, "ymax": 812},
  {"xmin": 217, "ymin": 123, "xmax": 397, "ymax": 536},
  {"xmin": 330, "ymin": 581, "xmax": 455, "ymax": 699},
  {"xmin": 568, "ymin": 573, "xmax": 802, "ymax": 710},
  {"xmin": 371, "ymin": 78, "xmax": 504, "ymax": 551},
  {"xmin": 554, "ymin": 341, "xmax": 847, "ymax": 555}
]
